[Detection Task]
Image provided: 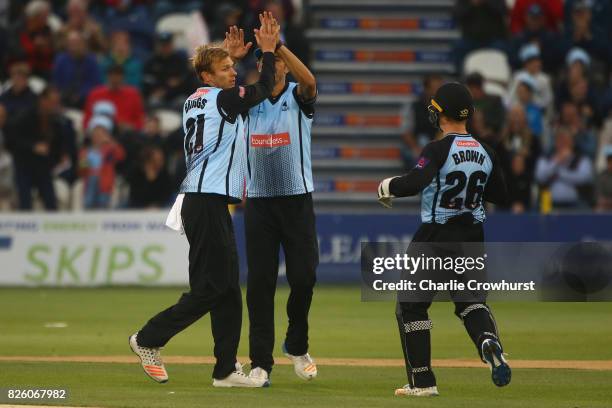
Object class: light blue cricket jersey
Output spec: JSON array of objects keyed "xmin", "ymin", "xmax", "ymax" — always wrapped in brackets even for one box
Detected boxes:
[
  {"xmin": 179, "ymin": 87, "xmax": 247, "ymax": 203},
  {"xmin": 246, "ymin": 82, "xmax": 314, "ymax": 197},
  {"xmin": 421, "ymin": 134, "xmax": 493, "ymax": 224}
]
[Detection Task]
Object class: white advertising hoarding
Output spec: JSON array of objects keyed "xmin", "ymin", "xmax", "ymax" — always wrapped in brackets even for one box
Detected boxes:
[{"xmin": 0, "ymin": 212, "xmax": 189, "ymax": 286}]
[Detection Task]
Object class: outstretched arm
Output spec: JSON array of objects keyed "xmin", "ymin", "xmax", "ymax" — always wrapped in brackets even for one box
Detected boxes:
[{"xmin": 277, "ymin": 45, "xmax": 316, "ymax": 101}]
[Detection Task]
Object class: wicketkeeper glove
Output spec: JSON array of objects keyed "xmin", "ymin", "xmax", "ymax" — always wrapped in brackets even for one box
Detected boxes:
[{"xmin": 377, "ymin": 177, "xmax": 397, "ymax": 208}]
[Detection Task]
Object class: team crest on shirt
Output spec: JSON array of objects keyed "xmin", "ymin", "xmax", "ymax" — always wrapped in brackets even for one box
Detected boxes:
[
  {"xmin": 281, "ymin": 101, "xmax": 288, "ymax": 111},
  {"xmin": 415, "ymin": 156, "xmax": 429, "ymax": 169}
]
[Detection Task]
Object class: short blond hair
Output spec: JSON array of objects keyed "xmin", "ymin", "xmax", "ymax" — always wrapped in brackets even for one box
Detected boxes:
[{"xmin": 191, "ymin": 44, "xmax": 229, "ymax": 79}]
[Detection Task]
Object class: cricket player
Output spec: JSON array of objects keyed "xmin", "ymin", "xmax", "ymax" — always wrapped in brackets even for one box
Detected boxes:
[
  {"xmin": 239, "ymin": 12, "xmax": 318, "ymax": 386},
  {"xmin": 128, "ymin": 18, "xmax": 279, "ymax": 388},
  {"xmin": 377, "ymin": 82, "xmax": 512, "ymax": 396}
]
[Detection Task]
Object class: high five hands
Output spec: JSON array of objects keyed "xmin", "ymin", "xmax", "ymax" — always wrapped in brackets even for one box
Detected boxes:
[
  {"xmin": 224, "ymin": 25, "xmax": 252, "ymax": 60},
  {"xmin": 254, "ymin": 11, "xmax": 280, "ymax": 53}
]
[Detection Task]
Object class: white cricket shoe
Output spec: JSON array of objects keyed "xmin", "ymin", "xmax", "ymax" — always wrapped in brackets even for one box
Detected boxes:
[
  {"xmin": 282, "ymin": 343, "xmax": 317, "ymax": 380},
  {"xmin": 394, "ymin": 384, "xmax": 439, "ymax": 397},
  {"xmin": 129, "ymin": 333, "xmax": 168, "ymax": 383},
  {"xmin": 248, "ymin": 366, "xmax": 271, "ymax": 387},
  {"xmin": 213, "ymin": 363, "xmax": 268, "ymax": 388}
]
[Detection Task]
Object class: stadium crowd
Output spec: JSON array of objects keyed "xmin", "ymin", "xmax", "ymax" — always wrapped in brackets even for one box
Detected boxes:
[
  {"xmin": 0, "ymin": 0, "xmax": 611, "ymax": 214},
  {"xmin": 403, "ymin": 0, "xmax": 612, "ymax": 213},
  {"xmin": 0, "ymin": 0, "xmax": 308, "ymax": 211}
]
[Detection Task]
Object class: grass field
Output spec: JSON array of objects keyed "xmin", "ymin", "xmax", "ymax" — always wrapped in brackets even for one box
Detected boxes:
[{"xmin": 1, "ymin": 286, "xmax": 612, "ymax": 407}]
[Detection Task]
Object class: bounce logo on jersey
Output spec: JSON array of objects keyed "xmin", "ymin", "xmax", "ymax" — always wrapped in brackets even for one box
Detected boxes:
[
  {"xmin": 251, "ymin": 132, "xmax": 291, "ymax": 148},
  {"xmin": 456, "ymin": 140, "xmax": 480, "ymax": 147}
]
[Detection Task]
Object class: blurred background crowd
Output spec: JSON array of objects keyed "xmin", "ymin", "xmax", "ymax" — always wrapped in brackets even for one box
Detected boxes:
[
  {"xmin": 399, "ymin": 0, "xmax": 612, "ymax": 214},
  {"xmin": 0, "ymin": 0, "xmax": 610, "ymax": 214}
]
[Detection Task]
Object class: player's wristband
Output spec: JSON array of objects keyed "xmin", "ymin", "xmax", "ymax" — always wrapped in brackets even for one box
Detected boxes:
[{"xmin": 275, "ymin": 41, "xmax": 284, "ymax": 51}]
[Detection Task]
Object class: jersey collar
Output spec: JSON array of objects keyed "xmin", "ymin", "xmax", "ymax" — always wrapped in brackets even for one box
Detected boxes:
[
  {"xmin": 268, "ymin": 82, "xmax": 289, "ymax": 104},
  {"xmin": 445, "ymin": 132, "xmax": 472, "ymax": 138}
]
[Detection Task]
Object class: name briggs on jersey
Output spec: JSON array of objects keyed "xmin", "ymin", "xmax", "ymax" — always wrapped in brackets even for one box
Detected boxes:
[{"xmin": 184, "ymin": 97, "xmax": 208, "ymax": 113}]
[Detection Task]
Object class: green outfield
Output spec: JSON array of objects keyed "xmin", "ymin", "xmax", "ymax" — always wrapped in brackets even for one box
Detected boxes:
[{"xmin": 1, "ymin": 287, "xmax": 612, "ymax": 407}]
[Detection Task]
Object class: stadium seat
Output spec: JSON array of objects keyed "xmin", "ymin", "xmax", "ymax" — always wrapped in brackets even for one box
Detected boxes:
[
  {"xmin": 28, "ymin": 76, "xmax": 47, "ymax": 94},
  {"xmin": 153, "ymin": 109, "xmax": 182, "ymax": 134},
  {"xmin": 64, "ymin": 108, "xmax": 85, "ymax": 143},
  {"xmin": 463, "ymin": 49, "xmax": 511, "ymax": 87},
  {"xmin": 156, "ymin": 12, "xmax": 209, "ymax": 52},
  {"xmin": 483, "ymin": 81, "xmax": 507, "ymax": 98}
]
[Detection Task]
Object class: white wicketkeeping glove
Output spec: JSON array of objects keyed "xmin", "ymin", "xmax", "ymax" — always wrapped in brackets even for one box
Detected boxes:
[{"xmin": 377, "ymin": 177, "xmax": 396, "ymax": 208}]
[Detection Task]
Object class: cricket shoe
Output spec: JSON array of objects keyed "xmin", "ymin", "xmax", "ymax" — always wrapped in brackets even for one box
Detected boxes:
[
  {"xmin": 248, "ymin": 366, "xmax": 271, "ymax": 387},
  {"xmin": 394, "ymin": 384, "xmax": 439, "ymax": 397},
  {"xmin": 129, "ymin": 333, "xmax": 168, "ymax": 383},
  {"xmin": 481, "ymin": 338, "xmax": 511, "ymax": 387},
  {"xmin": 213, "ymin": 363, "xmax": 268, "ymax": 388},
  {"xmin": 282, "ymin": 343, "xmax": 317, "ymax": 380}
]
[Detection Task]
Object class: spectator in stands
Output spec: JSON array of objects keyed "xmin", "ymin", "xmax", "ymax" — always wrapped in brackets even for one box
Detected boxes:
[
  {"xmin": 7, "ymin": 0, "xmax": 55, "ymax": 79},
  {"xmin": 535, "ymin": 127, "xmax": 594, "ymax": 209},
  {"xmin": 596, "ymin": 145, "xmax": 612, "ymax": 211},
  {"xmin": 4, "ymin": 86, "xmax": 77, "ymax": 210},
  {"xmin": 400, "ymin": 74, "xmax": 443, "ymax": 170},
  {"xmin": 453, "ymin": 0, "xmax": 508, "ymax": 70},
  {"xmin": 557, "ymin": 73, "xmax": 601, "ymax": 128},
  {"xmin": 559, "ymin": 101, "xmax": 597, "ymax": 159},
  {"xmin": 100, "ymin": 30, "xmax": 143, "ymax": 88},
  {"xmin": 140, "ymin": 114, "xmax": 164, "ymax": 146},
  {"xmin": 564, "ymin": 0, "xmax": 612, "ymax": 50},
  {"xmin": 208, "ymin": 3, "xmax": 243, "ymax": 42},
  {"xmin": 0, "ymin": 104, "xmax": 14, "ymax": 210},
  {"xmin": 510, "ymin": 0, "xmax": 563, "ymax": 34},
  {"xmin": 511, "ymin": 73, "xmax": 544, "ymax": 137},
  {"xmin": 502, "ymin": 104, "xmax": 541, "ymax": 174},
  {"xmin": 95, "ymin": 0, "xmax": 154, "ymax": 60},
  {"xmin": 142, "ymin": 32, "xmax": 193, "ymax": 109},
  {"xmin": 56, "ymin": 0, "xmax": 107, "ymax": 54},
  {"xmin": 265, "ymin": 0, "xmax": 311, "ymax": 67},
  {"xmin": 127, "ymin": 145, "xmax": 173, "ymax": 208},
  {"xmin": 561, "ymin": 0, "xmax": 609, "ymax": 64},
  {"xmin": 79, "ymin": 115, "xmax": 125, "ymax": 209},
  {"xmin": 508, "ymin": 44, "xmax": 553, "ymax": 114},
  {"xmin": 0, "ymin": 62, "xmax": 38, "ymax": 118},
  {"xmin": 465, "ymin": 72, "xmax": 505, "ymax": 133},
  {"xmin": 84, "ymin": 64, "xmax": 145, "ymax": 132},
  {"xmin": 509, "ymin": 153, "xmax": 532, "ymax": 213},
  {"xmin": 52, "ymin": 30, "xmax": 102, "ymax": 108},
  {"xmin": 472, "ymin": 108, "xmax": 514, "ymax": 211},
  {"xmin": 509, "ymin": 4, "xmax": 561, "ymax": 71}
]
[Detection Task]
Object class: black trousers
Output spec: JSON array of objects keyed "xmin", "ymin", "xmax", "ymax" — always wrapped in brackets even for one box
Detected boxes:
[
  {"xmin": 14, "ymin": 162, "xmax": 57, "ymax": 210},
  {"xmin": 396, "ymin": 218, "xmax": 501, "ymax": 387},
  {"xmin": 137, "ymin": 193, "xmax": 242, "ymax": 379},
  {"xmin": 245, "ymin": 193, "xmax": 318, "ymax": 373}
]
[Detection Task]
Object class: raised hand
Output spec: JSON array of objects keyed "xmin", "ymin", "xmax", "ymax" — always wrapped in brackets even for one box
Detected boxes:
[
  {"xmin": 254, "ymin": 12, "xmax": 280, "ymax": 53},
  {"xmin": 223, "ymin": 25, "xmax": 252, "ymax": 60}
]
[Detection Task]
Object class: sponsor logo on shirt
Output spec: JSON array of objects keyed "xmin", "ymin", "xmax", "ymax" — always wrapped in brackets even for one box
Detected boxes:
[
  {"xmin": 415, "ymin": 156, "xmax": 429, "ymax": 169},
  {"xmin": 456, "ymin": 140, "xmax": 480, "ymax": 147},
  {"xmin": 189, "ymin": 88, "xmax": 210, "ymax": 99},
  {"xmin": 251, "ymin": 132, "xmax": 291, "ymax": 148}
]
